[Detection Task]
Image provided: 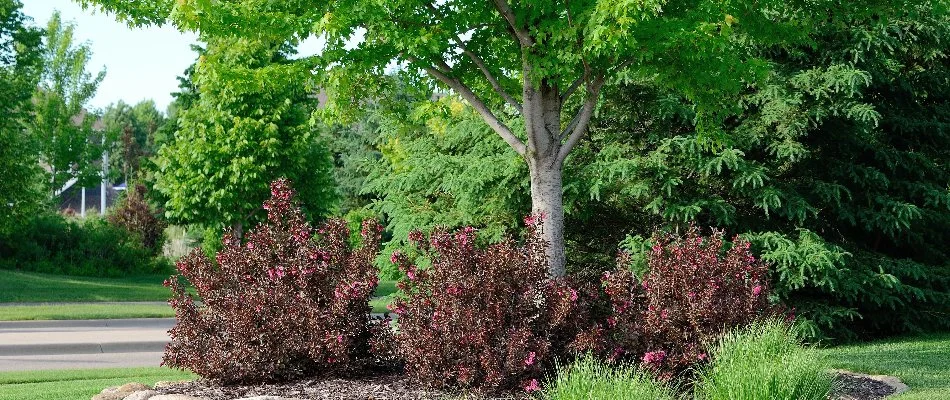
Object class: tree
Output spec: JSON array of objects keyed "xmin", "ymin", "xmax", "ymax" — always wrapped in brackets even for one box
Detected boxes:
[
  {"xmin": 83, "ymin": 0, "xmax": 910, "ymax": 276},
  {"xmin": 102, "ymin": 99, "xmax": 167, "ymax": 182},
  {"xmin": 151, "ymin": 38, "xmax": 337, "ymax": 237},
  {"xmin": 26, "ymin": 11, "xmax": 106, "ymax": 195},
  {"xmin": 354, "ymin": 2, "xmax": 950, "ymax": 337},
  {"xmin": 0, "ymin": 0, "xmax": 44, "ymax": 234}
]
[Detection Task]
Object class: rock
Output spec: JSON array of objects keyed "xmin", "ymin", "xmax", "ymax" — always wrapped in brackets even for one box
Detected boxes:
[
  {"xmin": 153, "ymin": 380, "xmax": 189, "ymax": 389},
  {"xmin": 123, "ymin": 390, "xmax": 161, "ymax": 400},
  {"xmin": 148, "ymin": 395, "xmax": 206, "ymax": 400},
  {"xmin": 92, "ymin": 385, "xmax": 138, "ymax": 400},
  {"xmin": 118, "ymin": 383, "xmax": 151, "ymax": 392},
  {"xmin": 92, "ymin": 393, "xmax": 131, "ymax": 400},
  {"xmin": 874, "ymin": 374, "xmax": 910, "ymax": 395}
]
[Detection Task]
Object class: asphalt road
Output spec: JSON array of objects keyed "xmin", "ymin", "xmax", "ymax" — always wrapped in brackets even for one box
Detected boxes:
[{"xmin": 0, "ymin": 318, "xmax": 173, "ymax": 371}]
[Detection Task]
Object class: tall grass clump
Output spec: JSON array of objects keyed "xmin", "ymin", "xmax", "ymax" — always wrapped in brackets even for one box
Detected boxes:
[
  {"xmin": 695, "ymin": 320, "xmax": 835, "ymax": 400},
  {"xmin": 542, "ymin": 355, "xmax": 677, "ymax": 400}
]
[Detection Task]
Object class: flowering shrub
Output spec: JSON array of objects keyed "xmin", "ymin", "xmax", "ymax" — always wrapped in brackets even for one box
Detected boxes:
[
  {"xmin": 107, "ymin": 184, "xmax": 167, "ymax": 255},
  {"xmin": 389, "ymin": 219, "xmax": 587, "ymax": 392},
  {"xmin": 596, "ymin": 226, "xmax": 772, "ymax": 378},
  {"xmin": 163, "ymin": 179, "xmax": 386, "ymax": 384}
]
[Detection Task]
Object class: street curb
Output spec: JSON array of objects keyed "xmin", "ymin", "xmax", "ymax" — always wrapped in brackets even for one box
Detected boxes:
[
  {"xmin": 0, "ymin": 318, "xmax": 176, "ymax": 330},
  {"xmin": 0, "ymin": 340, "xmax": 169, "ymax": 356}
]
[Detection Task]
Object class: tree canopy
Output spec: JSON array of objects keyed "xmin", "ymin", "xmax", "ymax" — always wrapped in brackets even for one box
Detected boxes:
[
  {"xmin": 26, "ymin": 11, "xmax": 106, "ymax": 195},
  {"xmin": 0, "ymin": 0, "xmax": 44, "ymax": 234},
  {"xmin": 151, "ymin": 38, "xmax": 337, "ymax": 236}
]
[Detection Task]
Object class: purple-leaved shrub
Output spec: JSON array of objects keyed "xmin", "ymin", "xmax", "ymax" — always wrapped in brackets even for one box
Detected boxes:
[
  {"xmin": 163, "ymin": 179, "xmax": 386, "ymax": 384},
  {"xmin": 389, "ymin": 218, "xmax": 588, "ymax": 392},
  {"xmin": 578, "ymin": 226, "xmax": 773, "ymax": 379}
]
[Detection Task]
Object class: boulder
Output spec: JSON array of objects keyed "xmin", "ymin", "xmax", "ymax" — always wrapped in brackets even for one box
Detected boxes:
[
  {"xmin": 92, "ymin": 393, "xmax": 130, "ymax": 400},
  {"xmin": 92, "ymin": 385, "xmax": 135, "ymax": 400},
  {"xmin": 118, "ymin": 383, "xmax": 150, "ymax": 392},
  {"xmin": 123, "ymin": 390, "xmax": 161, "ymax": 400},
  {"xmin": 152, "ymin": 380, "xmax": 189, "ymax": 389}
]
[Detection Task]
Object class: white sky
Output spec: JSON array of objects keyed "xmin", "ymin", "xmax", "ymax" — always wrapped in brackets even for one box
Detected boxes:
[{"xmin": 21, "ymin": 0, "xmax": 199, "ymax": 113}]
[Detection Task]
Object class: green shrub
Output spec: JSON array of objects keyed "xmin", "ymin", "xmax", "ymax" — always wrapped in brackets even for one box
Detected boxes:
[
  {"xmin": 541, "ymin": 355, "xmax": 677, "ymax": 400},
  {"xmin": 695, "ymin": 320, "xmax": 835, "ymax": 400},
  {"xmin": 0, "ymin": 213, "xmax": 169, "ymax": 277}
]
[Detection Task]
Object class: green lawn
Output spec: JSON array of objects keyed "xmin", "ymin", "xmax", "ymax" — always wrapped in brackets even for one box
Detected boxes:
[
  {"xmin": 0, "ymin": 303, "xmax": 176, "ymax": 321},
  {"xmin": 0, "ymin": 269, "xmax": 395, "ymax": 319},
  {"xmin": 0, "ymin": 270, "xmax": 173, "ymax": 303},
  {"xmin": 0, "ymin": 367, "xmax": 195, "ymax": 400},
  {"xmin": 820, "ymin": 332, "xmax": 950, "ymax": 400}
]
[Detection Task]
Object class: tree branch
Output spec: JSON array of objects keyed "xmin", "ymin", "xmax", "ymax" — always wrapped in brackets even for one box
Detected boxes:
[
  {"xmin": 557, "ymin": 75, "xmax": 605, "ymax": 163},
  {"xmin": 461, "ymin": 49, "xmax": 522, "ymax": 113},
  {"xmin": 560, "ymin": 76, "xmax": 583, "ymax": 103},
  {"xmin": 424, "ymin": 2, "xmax": 522, "ymax": 113},
  {"xmin": 405, "ymin": 54, "xmax": 527, "ymax": 156},
  {"xmin": 491, "ymin": 0, "xmax": 533, "ymax": 47}
]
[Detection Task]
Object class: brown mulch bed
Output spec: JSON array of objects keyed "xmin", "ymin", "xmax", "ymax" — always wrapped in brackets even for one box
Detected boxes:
[
  {"xmin": 157, "ymin": 374, "xmax": 530, "ymax": 400},
  {"xmin": 156, "ymin": 370, "xmax": 903, "ymax": 400},
  {"xmin": 829, "ymin": 371, "xmax": 901, "ymax": 400}
]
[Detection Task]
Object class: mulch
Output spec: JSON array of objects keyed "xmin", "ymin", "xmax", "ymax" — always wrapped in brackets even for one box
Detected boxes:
[
  {"xmin": 156, "ymin": 370, "xmax": 901, "ymax": 400},
  {"xmin": 157, "ymin": 374, "xmax": 530, "ymax": 400},
  {"xmin": 829, "ymin": 371, "xmax": 900, "ymax": 400}
]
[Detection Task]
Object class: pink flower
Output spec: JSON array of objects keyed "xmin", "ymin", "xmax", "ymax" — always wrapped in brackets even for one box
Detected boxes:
[
  {"xmin": 569, "ymin": 288, "xmax": 578, "ymax": 302},
  {"xmin": 523, "ymin": 215, "xmax": 536, "ymax": 226},
  {"xmin": 390, "ymin": 250, "xmax": 401, "ymax": 264},
  {"xmin": 697, "ymin": 353, "xmax": 708, "ymax": 361},
  {"xmin": 246, "ymin": 242, "xmax": 254, "ymax": 250},
  {"xmin": 660, "ymin": 309, "xmax": 668, "ymax": 320},
  {"xmin": 642, "ymin": 350, "xmax": 666, "ymax": 365},
  {"xmin": 337, "ymin": 334, "xmax": 343, "ymax": 344},
  {"xmin": 752, "ymin": 285, "xmax": 762, "ymax": 296},
  {"xmin": 407, "ymin": 269, "xmax": 416, "ymax": 281},
  {"xmin": 523, "ymin": 379, "xmax": 540, "ymax": 393},
  {"xmin": 607, "ymin": 316, "xmax": 617, "ymax": 327},
  {"xmin": 525, "ymin": 351, "xmax": 536, "ymax": 366}
]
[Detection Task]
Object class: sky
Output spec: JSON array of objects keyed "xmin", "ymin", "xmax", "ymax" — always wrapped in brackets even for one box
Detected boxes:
[{"xmin": 21, "ymin": 0, "xmax": 199, "ymax": 113}]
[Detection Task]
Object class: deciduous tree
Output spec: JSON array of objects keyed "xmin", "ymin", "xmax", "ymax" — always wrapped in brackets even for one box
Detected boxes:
[
  {"xmin": 26, "ymin": 11, "xmax": 106, "ymax": 195},
  {"xmin": 81, "ymin": 0, "xmax": 905, "ymax": 276},
  {"xmin": 0, "ymin": 0, "xmax": 44, "ymax": 234}
]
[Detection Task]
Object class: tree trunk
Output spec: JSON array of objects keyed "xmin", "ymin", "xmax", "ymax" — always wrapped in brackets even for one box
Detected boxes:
[
  {"xmin": 231, "ymin": 221, "xmax": 244, "ymax": 241},
  {"xmin": 524, "ymin": 79, "xmax": 568, "ymax": 277},
  {"xmin": 529, "ymin": 160, "xmax": 566, "ymax": 277}
]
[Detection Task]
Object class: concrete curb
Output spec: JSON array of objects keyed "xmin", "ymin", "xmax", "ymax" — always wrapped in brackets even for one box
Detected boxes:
[
  {"xmin": 0, "ymin": 340, "xmax": 169, "ymax": 356},
  {"xmin": 0, "ymin": 318, "xmax": 176, "ymax": 330}
]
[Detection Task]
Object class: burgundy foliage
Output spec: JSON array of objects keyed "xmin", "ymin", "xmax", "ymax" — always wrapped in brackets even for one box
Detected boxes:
[
  {"xmin": 107, "ymin": 183, "xmax": 167, "ymax": 254},
  {"xmin": 591, "ymin": 226, "xmax": 772, "ymax": 378},
  {"xmin": 389, "ymin": 220, "xmax": 586, "ymax": 392},
  {"xmin": 163, "ymin": 179, "xmax": 386, "ymax": 384}
]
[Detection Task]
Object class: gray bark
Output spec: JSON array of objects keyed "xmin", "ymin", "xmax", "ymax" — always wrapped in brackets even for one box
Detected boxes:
[
  {"xmin": 529, "ymin": 159, "xmax": 567, "ymax": 277},
  {"xmin": 524, "ymin": 79, "xmax": 568, "ymax": 277},
  {"xmin": 231, "ymin": 221, "xmax": 244, "ymax": 241}
]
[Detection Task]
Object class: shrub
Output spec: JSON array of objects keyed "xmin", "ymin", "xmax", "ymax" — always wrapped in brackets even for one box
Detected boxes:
[
  {"xmin": 541, "ymin": 354, "xmax": 677, "ymax": 400},
  {"xmin": 163, "ymin": 179, "xmax": 386, "ymax": 384},
  {"xmin": 389, "ymin": 218, "xmax": 587, "ymax": 392},
  {"xmin": 0, "ymin": 213, "xmax": 167, "ymax": 277},
  {"xmin": 594, "ymin": 226, "xmax": 773, "ymax": 378},
  {"xmin": 108, "ymin": 184, "xmax": 167, "ymax": 255},
  {"xmin": 695, "ymin": 320, "xmax": 834, "ymax": 400}
]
